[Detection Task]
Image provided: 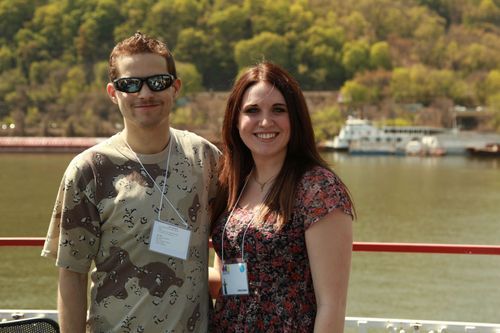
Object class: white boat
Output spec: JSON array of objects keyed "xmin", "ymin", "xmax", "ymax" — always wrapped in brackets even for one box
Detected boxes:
[
  {"xmin": 404, "ymin": 139, "xmax": 426, "ymax": 156},
  {"xmin": 330, "ymin": 117, "xmax": 446, "ymax": 154},
  {"xmin": 327, "ymin": 117, "xmax": 500, "ymax": 156},
  {"xmin": 330, "ymin": 117, "xmax": 376, "ymax": 151},
  {"xmin": 422, "ymin": 132, "xmax": 500, "ymax": 155}
]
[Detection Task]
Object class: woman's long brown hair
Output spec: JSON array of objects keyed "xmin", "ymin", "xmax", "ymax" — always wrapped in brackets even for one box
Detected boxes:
[{"xmin": 211, "ymin": 62, "xmax": 351, "ymax": 230}]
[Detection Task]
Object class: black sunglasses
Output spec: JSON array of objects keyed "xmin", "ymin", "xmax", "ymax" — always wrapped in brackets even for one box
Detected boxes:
[{"xmin": 113, "ymin": 74, "xmax": 175, "ymax": 93}]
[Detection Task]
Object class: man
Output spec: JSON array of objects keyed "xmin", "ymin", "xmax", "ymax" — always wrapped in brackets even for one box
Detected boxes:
[{"xmin": 42, "ymin": 32, "xmax": 220, "ymax": 333}]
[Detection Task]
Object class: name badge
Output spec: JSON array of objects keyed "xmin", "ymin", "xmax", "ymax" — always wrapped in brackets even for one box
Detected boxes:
[
  {"xmin": 149, "ymin": 220, "xmax": 191, "ymax": 260},
  {"xmin": 222, "ymin": 262, "xmax": 249, "ymax": 296}
]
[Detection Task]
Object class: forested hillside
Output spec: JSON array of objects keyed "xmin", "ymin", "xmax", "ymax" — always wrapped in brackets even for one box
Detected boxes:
[{"xmin": 1, "ymin": 0, "xmax": 500, "ymax": 138}]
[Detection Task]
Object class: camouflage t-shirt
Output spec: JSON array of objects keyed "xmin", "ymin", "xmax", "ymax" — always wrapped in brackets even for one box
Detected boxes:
[{"xmin": 42, "ymin": 128, "xmax": 220, "ymax": 333}]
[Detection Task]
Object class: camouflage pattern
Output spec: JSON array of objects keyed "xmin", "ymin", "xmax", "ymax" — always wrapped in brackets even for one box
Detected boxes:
[{"xmin": 42, "ymin": 129, "xmax": 220, "ymax": 333}]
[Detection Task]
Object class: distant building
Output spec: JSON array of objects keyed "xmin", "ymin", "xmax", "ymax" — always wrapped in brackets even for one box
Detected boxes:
[{"xmin": 453, "ymin": 106, "xmax": 492, "ymax": 131}]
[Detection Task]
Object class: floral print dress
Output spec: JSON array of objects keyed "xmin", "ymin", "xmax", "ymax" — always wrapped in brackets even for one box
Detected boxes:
[{"xmin": 211, "ymin": 166, "xmax": 353, "ymax": 332}]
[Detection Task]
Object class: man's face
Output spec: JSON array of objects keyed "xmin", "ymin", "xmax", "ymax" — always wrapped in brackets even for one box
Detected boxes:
[{"xmin": 106, "ymin": 53, "xmax": 181, "ymax": 132}]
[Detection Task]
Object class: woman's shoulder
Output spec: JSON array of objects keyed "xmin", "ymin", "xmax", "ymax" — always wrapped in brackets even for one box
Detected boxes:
[
  {"xmin": 295, "ymin": 165, "xmax": 354, "ymax": 220},
  {"xmin": 299, "ymin": 165, "xmax": 343, "ymax": 189},
  {"xmin": 296, "ymin": 165, "xmax": 351, "ymax": 203}
]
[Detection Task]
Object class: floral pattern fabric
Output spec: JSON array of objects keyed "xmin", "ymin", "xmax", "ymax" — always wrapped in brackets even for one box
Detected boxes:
[{"xmin": 211, "ymin": 166, "xmax": 353, "ymax": 333}]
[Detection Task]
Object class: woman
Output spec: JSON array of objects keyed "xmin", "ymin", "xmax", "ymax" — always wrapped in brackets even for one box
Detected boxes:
[{"xmin": 210, "ymin": 62, "xmax": 354, "ymax": 333}]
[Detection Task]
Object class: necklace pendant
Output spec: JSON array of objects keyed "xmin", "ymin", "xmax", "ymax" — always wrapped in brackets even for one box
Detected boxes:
[{"xmin": 253, "ymin": 172, "xmax": 277, "ymax": 192}]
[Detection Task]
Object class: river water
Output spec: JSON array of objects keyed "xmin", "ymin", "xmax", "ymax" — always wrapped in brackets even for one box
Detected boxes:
[{"xmin": 0, "ymin": 152, "xmax": 499, "ymax": 322}]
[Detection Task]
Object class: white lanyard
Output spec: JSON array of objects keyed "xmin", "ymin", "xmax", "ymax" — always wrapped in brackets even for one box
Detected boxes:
[
  {"xmin": 220, "ymin": 170, "xmax": 275, "ymax": 296},
  {"xmin": 220, "ymin": 170, "xmax": 270, "ymax": 263},
  {"xmin": 123, "ymin": 133, "xmax": 189, "ymax": 228}
]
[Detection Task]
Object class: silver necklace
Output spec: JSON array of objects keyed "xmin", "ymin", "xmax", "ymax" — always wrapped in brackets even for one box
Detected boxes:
[{"xmin": 253, "ymin": 172, "xmax": 277, "ymax": 192}]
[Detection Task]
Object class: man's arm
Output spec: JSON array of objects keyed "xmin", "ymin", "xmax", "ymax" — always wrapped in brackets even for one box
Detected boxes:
[
  {"xmin": 209, "ymin": 254, "xmax": 222, "ymax": 299},
  {"xmin": 58, "ymin": 267, "xmax": 88, "ymax": 333}
]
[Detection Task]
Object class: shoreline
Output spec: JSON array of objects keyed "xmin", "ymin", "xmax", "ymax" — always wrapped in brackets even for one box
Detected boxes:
[
  {"xmin": 0, "ymin": 136, "xmax": 227, "ymax": 153},
  {"xmin": 0, "ymin": 136, "xmax": 106, "ymax": 153}
]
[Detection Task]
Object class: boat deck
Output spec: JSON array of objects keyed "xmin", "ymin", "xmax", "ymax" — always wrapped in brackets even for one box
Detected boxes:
[
  {"xmin": 2, "ymin": 238, "xmax": 500, "ymax": 332},
  {"xmin": 1, "ymin": 310, "xmax": 500, "ymax": 332}
]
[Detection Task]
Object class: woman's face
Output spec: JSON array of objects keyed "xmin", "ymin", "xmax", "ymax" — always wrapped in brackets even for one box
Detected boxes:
[{"xmin": 237, "ymin": 81, "xmax": 291, "ymax": 163}]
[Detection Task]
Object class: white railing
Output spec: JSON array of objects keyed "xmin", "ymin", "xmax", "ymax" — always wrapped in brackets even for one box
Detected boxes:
[
  {"xmin": 1, "ymin": 311, "xmax": 500, "ymax": 332},
  {"xmin": 346, "ymin": 317, "xmax": 500, "ymax": 333},
  {"xmin": 0, "ymin": 310, "xmax": 58, "ymax": 321},
  {"xmin": 2, "ymin": 238, "xmax": 500, "ymax": 331}
]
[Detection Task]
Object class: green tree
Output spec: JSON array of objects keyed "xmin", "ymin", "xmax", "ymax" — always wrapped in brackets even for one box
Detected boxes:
[
  {"xmin": 417, "ymin": 0, "xmax": 465, "ymax": 26},
  {"xmin": 487, "ymin": 93, "xmax": 500, "ymax": 131},
  {"xmin": 60, "ymin": 66, "xmax": 87, "ymax": 106},
  {"xmin": 113, "ymin": 0, "xmax": 156, "ymax": 41},
  {"xmin": 340, "ymin": 80, "xmax": 374, "ymax": 109},
  {"xmin": 175, "ymin": 28, "xmax": 210, "ymax": 64},
  {"xmin": 30, "ymin": 1, "xmax": 68, "ymax": 58},
  {"xmin": 410, "ymin": 6, "xmax": 446, "ymax": 66},
  {"xmin": 378, "ymin": 117, "xmax": 413, "ymax": 127},
  {"xmin": 176, "ymin": 61, "xmax": 203, "ymax": 95},
  {"xmin": 27, "ymin": 60, "xmax": 69, "ymax": 120},
  {"xmin": 170, "ymin": 106, "xmax": 204, "ymax": 130},
  {"xmin": 207, "ymin": 4, "xmax": 250, "ymax": 42},
  {"xmin": 342, "ymin": 40, "xmax": 370, "ymax": 77},
  {"xmin": 403, "ymin": 65, "xmax": 433, "ymax": 104},
  {"xmin": 340, "ymin": 11, "xmax": 374, "ymax": 40},
  {"xmin": 310, "ymin": 105, "xmax": 343, "ymax": 142},
  {"xmin": 2, "ymin": 0, "xmax": 500, "ymax": 133},
  {"xmin": 0, "ymin": 46, "xmax": 15, "ymax": 72},
  {"xmin": 390, "ymin": 65, "xmax": 460, "ymax": 105},
  {"xmin": 25, "ymin": 106, "xmax": 41, "ymax": 130},
  {"xmin": 0, "ymin": 68, "xmax": 26, "ymax": 119},
  {"xmin": 0, "ymin": 0, "xmax": 36, "ymax": 43},
  {"xmin": 287, "ymin": 1, "xmax": 314, "ymax": 34},
  {"xmin": 449, "ymin": 79, "xmax": 473, "ymax": 106},
  {"xmin": 340, "ymin": 11, "xmax": 372, "ymax": 41},
  {"xmin": 234, "ymin": 32, "xmax": 289, "ymax": 69},
  {"xmin": 484, "ymin": 70, "xmax": 500, "ymax": 98},
  {"xmin": 347, "ymin": 69, "xmax": 392, "ymax": 104},
  {"xmin": 295, "ymin": 16, "xmax": 345, "ymax": 88},
  {"xmin": 15, "ymin": 28, "xmax": 50, "ymax": 75},
  {"xmin": 461, "ymin": 43, "xmax": 497, "ymax": 72},
  {"xmin": 369, "ymin": 41, "xmax": 392, "ymax": 70},
  {"xmin": 426, "ymin": 69, "xmax": 456, "ymax": 99},
  {"xmin": 410, "ymin": 6, "xmax": 446, "ymax": 41},
  {"xmin": 354, "ymin": 0, "xmax": 413, "ymax": 39},
  {"xmin": 92, "ymin": 61, "xmax": 109, "ymax": 88},
  {"xmin": 390, "ymin": 67, "xmax": 414, "ymax": 103},
  {"xmin": 466, "ymin": 0, "xmax": 500, "ymax": 27},
  {"xmin": 175, "ymin": 27, "xmax": 236, "ymax": 90},
  {"xmin": 75, "ymin": 0, "xmax": 123, "ymax": 67},
  {"xmin": 144, "ymin": 0, "xmax": 207, "ymax": 49},
  {"xmin": 5, "ymin": 87, "xmax": 29, "ymax": 135},
  {"xmin": 246, "ymin": 0, "xmax": 291, "ymax": 35}
]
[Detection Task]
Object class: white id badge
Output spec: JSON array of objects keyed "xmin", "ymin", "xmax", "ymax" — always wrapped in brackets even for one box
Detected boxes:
[
  {"xmin": 221, "ymin": 262, "xmax": 249, "ymax": 296},
  {"xmin": 149, "ymin": 220, "xmax": 191, "ymax": 260}
]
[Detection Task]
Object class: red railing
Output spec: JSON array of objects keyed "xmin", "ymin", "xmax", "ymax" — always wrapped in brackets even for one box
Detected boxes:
[{"xmin": 1, "ymin": 237, "xmax": 500, "ymax": 255}]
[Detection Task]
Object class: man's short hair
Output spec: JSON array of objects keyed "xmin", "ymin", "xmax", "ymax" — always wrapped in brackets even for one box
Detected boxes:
[{"xmin": 108, "ymin": 32, "xmax": 177, "ymax": 81}]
